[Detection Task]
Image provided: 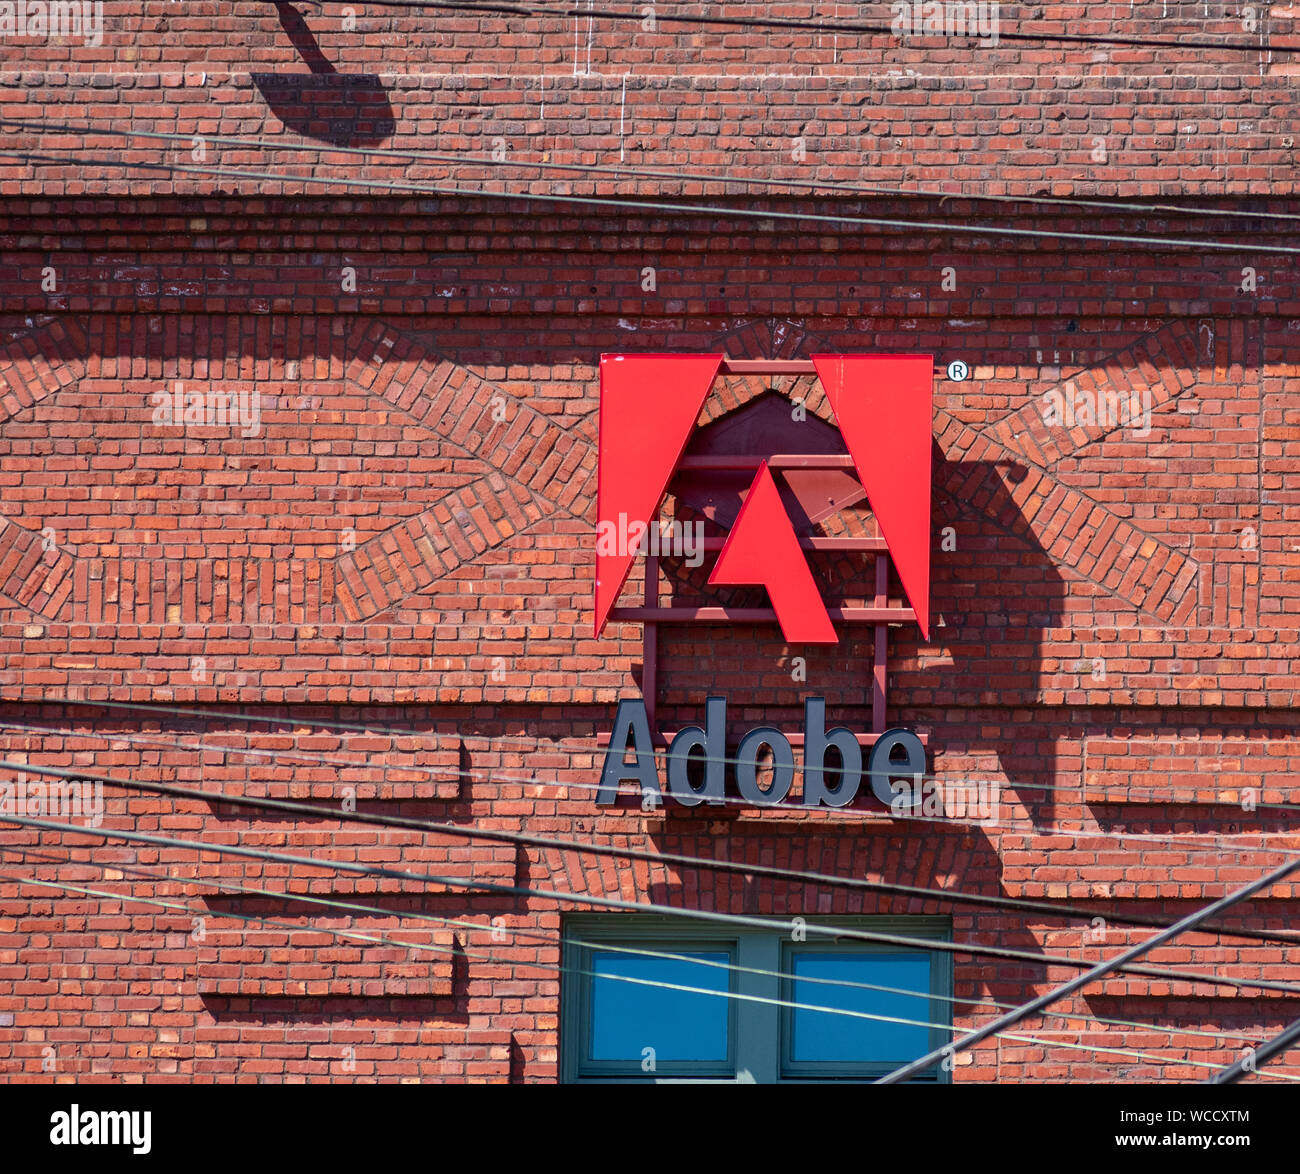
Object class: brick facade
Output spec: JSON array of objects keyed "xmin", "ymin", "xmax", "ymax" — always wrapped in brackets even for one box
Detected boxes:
[{"xmin": 1, "ymin": 4, "xmax": 1298, "ymax": 1083}]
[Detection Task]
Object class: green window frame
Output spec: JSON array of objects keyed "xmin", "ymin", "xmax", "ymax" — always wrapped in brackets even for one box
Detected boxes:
[{"xmin": 561, "ymin": 914, "xmax": 952, "ymax": 1084}]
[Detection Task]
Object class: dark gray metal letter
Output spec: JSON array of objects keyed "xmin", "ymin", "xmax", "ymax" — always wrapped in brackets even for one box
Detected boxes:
[
  {"xmin": 735, "ymin": 727, "xmax": 795, "ymax": 805},
  {"xmin": 867, "ymin": 728, "xmax": 927, "ymax": 806},
  {"xmin": 802, "ymin": 697, "xmax": 863, "ymax": 807},
  {"xmin": 667, "ymin": 696, "xmax": 727, "ymax": 806},
  {"xmin": 596, "ymin": 698, "xmax": 661, "ymax": 805}
]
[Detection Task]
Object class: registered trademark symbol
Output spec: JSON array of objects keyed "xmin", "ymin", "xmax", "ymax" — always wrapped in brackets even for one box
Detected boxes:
[{"xmin": 946, "ymin": 359, "xmax": 969, "ymax": 382}]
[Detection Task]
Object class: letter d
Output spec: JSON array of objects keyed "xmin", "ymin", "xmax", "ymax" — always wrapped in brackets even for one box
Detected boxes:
[{"xmin": 667, "ymin": 697, "xmax": 726, "ymax": 806}]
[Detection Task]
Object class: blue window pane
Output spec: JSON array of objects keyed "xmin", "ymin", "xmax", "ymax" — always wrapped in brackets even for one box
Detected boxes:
[
  {"xmin": 790, "ymin": 952, "xmax": 931, "ymax": 1063},
  {"xmin": 589, "ymin": 951, "xmax": 730, "ymax": 1062}
]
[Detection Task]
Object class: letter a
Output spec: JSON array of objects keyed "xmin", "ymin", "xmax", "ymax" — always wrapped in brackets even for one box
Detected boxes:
[{"xmin": 596, "ymin": 699, "xmax": 661, "ymax": 805}]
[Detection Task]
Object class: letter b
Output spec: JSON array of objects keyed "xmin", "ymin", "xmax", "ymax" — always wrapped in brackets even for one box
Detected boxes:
[{"xmin": 802, "ymin": 697, "xmax": 862, "ymax": 807}]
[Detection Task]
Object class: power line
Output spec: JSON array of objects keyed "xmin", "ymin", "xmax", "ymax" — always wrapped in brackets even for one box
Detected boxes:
[
  {"xmin": 4, "ymin": 709, "xmax": 1296, "ymax": 877},
  {"xmin": 1206, "ymin": 1016, "xmax": 1300, "ymax": 1084},
  {"xmin": 4, "ymin": 712, "xmax": 1298, "ymax": 877},
  {"xmin": 10, "ymin": 697, "xmax": 1300, "ymax": 822},
  {"xmin": 5, "ymin": 838, "xmax": 1282, "ymax": 1053},
  {"xmin": 4, "ymin": 751, "xmax": 1298, "ymax": 949},
  {"xmin": 7, "ymin": 142, "xmax": 1300, "ymax": 256},
  {"xmin": 2, "ymin": 868, "xmax": 959, "ymax": 1033},
  {"xmin": 0, "ymin": 6, "xmax": 1289, "ymax": 1087},
  {"xmin": 0, "ymin": 869, "xmax": 961, "ymax": 1037},
  {"xmin": 6, "ymin": 863, "xmax": 1278, "ymax": 1079},
  {"xmin": 5, "ymin": 835, "xmax": 1293, "ymax": 1078},
  {"xmin": 1, "ymin": 847, "xmax": 949, "ymax": 1006},
  {"xmin": 6, "ymin": 836, "xmax": 1294, "ymax": 1079},
  {"xmin": 245, "ymin": 0, "xmax": 1300, "ymax": 57},
  {"xmin": 876, "ymin": 847, "xmax": 1300, "ymax": 1082},
  {"xmin": 3, "ymin": 805, "xmax": 1298, "ymax": 996},
  {"xmin": 6, "ymin": 114, "xmax": 1300, "ymax": 226}
]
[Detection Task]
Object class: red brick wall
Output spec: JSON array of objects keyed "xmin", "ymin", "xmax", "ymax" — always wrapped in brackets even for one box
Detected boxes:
[
  {"xmin": 1, "ymin": 38, "xmax": 1299, "ymax": 1080},
  {"xmin": 7, "ymin": 3, "xmax": 1300, "ymax": 197}
]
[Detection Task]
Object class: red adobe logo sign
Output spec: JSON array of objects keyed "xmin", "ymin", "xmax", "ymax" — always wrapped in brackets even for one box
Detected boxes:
[{"xmin": 594, "ymin": 354, "xmax": 934, "ymax": 643}]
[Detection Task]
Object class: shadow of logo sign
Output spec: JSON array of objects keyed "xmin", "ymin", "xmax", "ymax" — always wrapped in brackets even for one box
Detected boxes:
[
  {"xmin": 250, "ymin": 74, "xmax": 396, "ymax": 147},
  {"xmin": 251, "ymin": 2, "xmax": 395, "ymax": 147}
]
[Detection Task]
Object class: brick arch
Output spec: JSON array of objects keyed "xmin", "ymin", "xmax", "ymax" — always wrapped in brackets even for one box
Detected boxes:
[
  {"xmin": 701, "ymin": 318, "xmax": 840, "ymax": 427},
  {"xmin": 0, "ymin": 319, "xmax": 89, "ymax": 618},
  {"xmin": 334, "ymin": 322, "xmax": 596, "ymax": 621},
  {"xmin": 0, "ymin": 317, "xmax": 590, "ymax": 626}
]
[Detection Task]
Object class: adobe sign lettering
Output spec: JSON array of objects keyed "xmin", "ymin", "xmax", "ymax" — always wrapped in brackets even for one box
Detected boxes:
[
  {"xmin": 596, "ymin": 695, "xmax": 927, "ymax": 810},
  {"xmin": 593, "ymin": 353, "xmax": 934, "ymax": 810}
]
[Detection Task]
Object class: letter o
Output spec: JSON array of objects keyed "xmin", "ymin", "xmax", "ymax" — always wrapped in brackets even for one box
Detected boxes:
[{"xmin": 735, "ymin": 727, "xmax": 794, "ymax": 805}]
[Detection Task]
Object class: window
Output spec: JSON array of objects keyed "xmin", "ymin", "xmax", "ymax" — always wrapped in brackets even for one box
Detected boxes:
[
  {"xmin": 584, "ymin": 945, "xmax": 735, "ymax": 1078},
  {"xmin": 561, "ymin": 916, "xmax": 951, "ymax": 1083}
]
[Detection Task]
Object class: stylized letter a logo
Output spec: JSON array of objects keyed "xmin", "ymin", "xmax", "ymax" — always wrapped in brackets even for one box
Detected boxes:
[{"xmin": 595, "ymin": 353, "xmax": 933, "ymax": 643}]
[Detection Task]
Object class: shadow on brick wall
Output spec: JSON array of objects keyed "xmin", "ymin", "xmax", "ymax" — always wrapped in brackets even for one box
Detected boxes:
[{"xmin": 251, "ymin": 3, "xmax": 395, "ymax": 147}]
